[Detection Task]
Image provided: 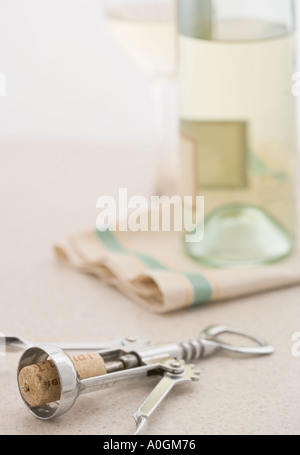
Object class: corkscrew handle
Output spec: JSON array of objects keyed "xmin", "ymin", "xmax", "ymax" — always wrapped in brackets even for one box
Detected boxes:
[{"xmin": 199, "ymin": 325, "xmax": 275, "ymax": 357}]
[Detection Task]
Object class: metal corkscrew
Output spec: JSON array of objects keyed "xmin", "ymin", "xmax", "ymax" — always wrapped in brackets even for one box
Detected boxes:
[{"xmin": 15, "ymin": 325, "xmax": 274, "ymax": 435}]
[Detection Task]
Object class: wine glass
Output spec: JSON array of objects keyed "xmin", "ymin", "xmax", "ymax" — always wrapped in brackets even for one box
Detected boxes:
[{"xmin": 101, "ymin": 0, "xmax": 178, "ymax": 195}]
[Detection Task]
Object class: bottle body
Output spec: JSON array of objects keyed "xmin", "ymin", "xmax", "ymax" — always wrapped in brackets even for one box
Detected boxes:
[{"xmin": 178, "ymin": 0, "xmax": 297, "ymax": 267}]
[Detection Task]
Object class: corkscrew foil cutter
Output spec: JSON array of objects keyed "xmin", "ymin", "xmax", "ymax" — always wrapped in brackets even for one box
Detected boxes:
[{"xmin": 13, "ymin": 325, "xmax": 274, "ymax": 435}]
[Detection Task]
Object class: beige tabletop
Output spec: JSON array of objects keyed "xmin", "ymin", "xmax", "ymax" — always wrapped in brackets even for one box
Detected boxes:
[{"xmin": 1, "ymin": 140, "xmax": 300, "ymax": 435}]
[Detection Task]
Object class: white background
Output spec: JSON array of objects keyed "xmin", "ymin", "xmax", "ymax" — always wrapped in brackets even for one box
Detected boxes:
[
  {"xmin": 0, "ymin": 0, "xmax": 299, "ymax": 145},
  {"xmin": 0, "ymin": 0, "xmax": 156, "ymax": 144}
]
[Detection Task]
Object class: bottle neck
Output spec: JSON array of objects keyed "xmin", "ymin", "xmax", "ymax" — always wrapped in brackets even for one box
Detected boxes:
[{"xmin": 178, "ymin": 0, "xmax": 295, "ymax": 41}]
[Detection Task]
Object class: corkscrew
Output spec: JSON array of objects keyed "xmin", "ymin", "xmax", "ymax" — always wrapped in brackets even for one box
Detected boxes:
[{"xmin": 16, "ymin": 325, "xmax": 274, "ymax": 435}]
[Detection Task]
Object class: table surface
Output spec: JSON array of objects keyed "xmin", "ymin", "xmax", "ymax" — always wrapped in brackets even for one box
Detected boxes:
[{"xmin": 1, "ymin": 141, "xmax": 300, "ymax": 435}]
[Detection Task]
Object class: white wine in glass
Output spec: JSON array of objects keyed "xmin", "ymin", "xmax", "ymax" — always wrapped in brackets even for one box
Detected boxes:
[{"xmin": 103, "ymin": 0, "xmax": 176, "ymax": 76}]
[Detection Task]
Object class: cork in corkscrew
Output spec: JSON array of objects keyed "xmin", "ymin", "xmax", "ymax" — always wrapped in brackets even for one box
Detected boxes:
[
  {"xmin": 17, "ymin": 344, "xmax": 105, "ymax": 419},
  {"xmin": 18, "ymin": 351, "xmax": 107, "ymax": 407}
]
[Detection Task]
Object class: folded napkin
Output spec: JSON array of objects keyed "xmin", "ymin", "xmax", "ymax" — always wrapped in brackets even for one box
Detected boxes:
[{"xmin": 54, "ymin": 224, "xmax": 300, "ymax": 313}]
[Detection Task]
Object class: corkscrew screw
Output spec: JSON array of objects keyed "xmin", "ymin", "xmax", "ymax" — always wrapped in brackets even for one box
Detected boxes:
[{"xmin": 16, "ymin": 325, "xmax": 274, "ymax": 435}]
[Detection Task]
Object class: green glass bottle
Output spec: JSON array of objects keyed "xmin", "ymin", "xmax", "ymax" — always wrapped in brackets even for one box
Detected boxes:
[{"xmin": 178, "ymin": 0, "xmax": 297, "ymax": 267}]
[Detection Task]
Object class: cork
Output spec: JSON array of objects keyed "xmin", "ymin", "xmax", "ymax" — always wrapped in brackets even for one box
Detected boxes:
[{"xmin": 18, "ymin": 352, "xmax": 107, "ymax": 407}]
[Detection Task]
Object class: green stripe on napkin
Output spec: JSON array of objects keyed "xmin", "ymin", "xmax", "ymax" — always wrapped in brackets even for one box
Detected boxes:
[{"xmin": 95, "ymin": 229, "xmax": 213, "ymax": 305}]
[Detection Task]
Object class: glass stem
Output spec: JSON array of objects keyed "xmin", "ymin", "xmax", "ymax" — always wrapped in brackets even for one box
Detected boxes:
[{"xmin": 150, "ymin": 74, "xmax": 178, "ymax": 196}]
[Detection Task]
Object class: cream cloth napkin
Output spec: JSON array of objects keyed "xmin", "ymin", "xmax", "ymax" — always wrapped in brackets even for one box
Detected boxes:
[{"xmin": 54, "ymin": 226, "xmax": 300, "ymax": 313}]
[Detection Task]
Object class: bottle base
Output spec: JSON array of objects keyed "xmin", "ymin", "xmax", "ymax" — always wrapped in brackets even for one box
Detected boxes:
[{"xmin": 184, "ymin": 204, "xmax": 293, "ymax": 268}]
